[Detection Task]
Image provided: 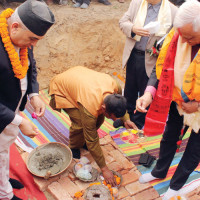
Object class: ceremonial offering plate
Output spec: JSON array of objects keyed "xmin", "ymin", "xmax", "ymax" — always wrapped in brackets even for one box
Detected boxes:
[
  {"xmin": 120, "ymin": 129, "xmax": 146, "ymax": 144},
  {"xmin": 27, "ymin": 142, "xmax": 72, "ymax": 179},
  {"xmin": 73, "ymin": 164, "xmax": 99, "ymax": 182}
]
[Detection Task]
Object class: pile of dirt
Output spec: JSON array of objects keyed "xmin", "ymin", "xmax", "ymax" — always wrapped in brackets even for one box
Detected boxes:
[{"xmin": 1, "ymin": 0, "xmax": 130, "ymax": 89}]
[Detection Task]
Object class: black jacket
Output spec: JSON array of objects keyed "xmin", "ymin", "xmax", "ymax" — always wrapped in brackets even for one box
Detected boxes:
[{"xmin": 0, "ymin": 38, "xmax": 39, "ymax": 133}]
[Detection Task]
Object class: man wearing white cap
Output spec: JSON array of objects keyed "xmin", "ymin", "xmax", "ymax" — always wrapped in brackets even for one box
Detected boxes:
[{"xmin": 0, "ymin": 0, "xmax": 55, "ymax": 199}]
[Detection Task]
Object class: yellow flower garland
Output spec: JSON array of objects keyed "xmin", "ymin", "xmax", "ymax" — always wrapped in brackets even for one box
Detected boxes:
[{"xmin": 0, "ymin": 8, "xmax": 28, "ymax": 79}]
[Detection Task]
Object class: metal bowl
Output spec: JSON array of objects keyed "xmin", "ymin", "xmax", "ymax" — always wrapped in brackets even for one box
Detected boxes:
[{"xmin": 27, "ymin": 142, "xmax": 72, "ymax": 179}]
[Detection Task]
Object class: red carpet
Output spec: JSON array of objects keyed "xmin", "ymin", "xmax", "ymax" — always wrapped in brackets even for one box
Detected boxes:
[{"xmin": 9, "ymin": 144, "xmax": 47, "ymax": 200}]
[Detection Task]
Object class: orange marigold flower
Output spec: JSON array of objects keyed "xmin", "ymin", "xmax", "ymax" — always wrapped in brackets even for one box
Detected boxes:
[
  {"xmin": 0, "ymin": 8, "xmax": 28, "ymax": 79},
  {"xmin": 0, "ymin": 23, "xmax": 7, "ymax": 28},
  {"xmin": 116, "ymin": 177, "xmax": 121, "ymax": 185},
  {"xmin": 0, "ymin": 18, "xmax": 6, "ymax": 23},
  {"xmin": 103, "ymin": 180, "xmax": 107, "ymax": 186},
  {"xmin": 74, "ymin": 191, "xmax": 83, "ymax": 198},
  {"xmin": 2, "ymin": 36, "xmax": 11, "ymax": 43},
  {"xmin": 89, "ymin": 182, "xmax": 101, "ymax": 187}
]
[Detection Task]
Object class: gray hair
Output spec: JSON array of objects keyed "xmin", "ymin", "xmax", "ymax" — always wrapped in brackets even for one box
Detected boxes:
[
  {"xmin": 8, "ymin": 8, "xmax": 28, "ymax": 31},
  {"xmin": 173, "ymin": 0, "xmax": 200, "ymax": 32}
]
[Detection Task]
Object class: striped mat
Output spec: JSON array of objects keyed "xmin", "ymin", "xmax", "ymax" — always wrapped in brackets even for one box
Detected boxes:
[
  {"xmin": 16, "ymin": 89, "xmax": 115, "ymax": 151},
  {"xmin": 110, "ymin": 128, "xmax": 200, "ymax": 196}
]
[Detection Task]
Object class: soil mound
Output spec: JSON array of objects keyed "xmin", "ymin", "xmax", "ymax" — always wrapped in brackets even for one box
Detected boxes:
[{"xmin": 0, "ymin": 0, "xmax": 129, "ymax": 89}]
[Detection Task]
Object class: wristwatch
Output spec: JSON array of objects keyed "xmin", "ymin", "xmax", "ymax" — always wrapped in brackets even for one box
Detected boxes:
[{"xmin": 198, "ymin": 102, "xmax": 200, "ymax": 112}]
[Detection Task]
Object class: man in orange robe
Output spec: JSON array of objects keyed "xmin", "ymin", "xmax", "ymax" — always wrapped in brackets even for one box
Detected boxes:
[{"xmin": 49, "ymin": 66, "xmax": 136, "ymax": 186}]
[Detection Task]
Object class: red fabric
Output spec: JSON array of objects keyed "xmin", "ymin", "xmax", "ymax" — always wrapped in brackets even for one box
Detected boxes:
[
  {"xmin": 143, "ymin": 32, "xmax": 179, "ymax": 136},
  {"xmin": 9, "ymin": 144, "xmax": 47, "ymax": 200}
]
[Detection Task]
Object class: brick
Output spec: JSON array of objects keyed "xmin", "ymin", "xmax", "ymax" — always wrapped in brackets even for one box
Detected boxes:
[
  {"xmin": 120, "ymin": 169, "xmax": 130, "ymax": 175},
  {"xmin": 99, "ymin": 137, "xmax": 108, "ymax": 145},
  {"xmin": 66, "ymin": 160, "xmax": 77, "ymax": 173},
  {"xmin": 103, "ymin": 144, "xmax": 115, "ymax": 152},
  {"xmin": 135, "ymin": 170, "xmax": 142, "ymax": 177},
  {"xmin": 90, "ymin": 159, "xmax": 99, "ymax": 168},
  {"xmin": 110, "ymin": 141, "xmax": 120, "ymax": 149},
  {"xmin": 105, "ymin": 155, "xmax": 115, "ymax": 165},
  {"xmin": 68, "ymin": 172, "xmax": 76, "ymax": 181},
  {"xmin": 155, "ymin": 197, "xmax": 162, "ymax": 200},
  {"xmin": 102, "ymin": 149, "xmax": 115, "ymax": 164},
  {"xmin": 125, "ymin": 181, "xmax": 151, "ymax": 195},
  {"xmin": 109, "ymin": 150, "xmax": 134, "ymax": 170},
  {"xmin": 134, "ymin": 188, "xmax": 159, "ymax": 200},
  {"xmin": 74, "ymin": 180, "xmax": 90, "ymax": 190},
  {"xmin": 187, "ymin": 194, "xmax": 200, "ymax": 200},
  {"xmin": 121, "ymin": 171, "xmax": 139, "ymax": 186},
  {"xmin": 104, "ymin": 135, "xmax": 113, "ymax": 144},
  {"xmin": 122, "ymin": 196, "xmax": 135, "ymax": 200},
  {"xmin": 186, "ymin": 189, "xmax": 198, "ymax": 198},
  {"xmin": 107, "ymin": 161, "xmax": 124, "ymax": 172},
  {"xmin": 59, "ymin": 169, "xmax": 69, "ymax": 178},
  {"xmin": 34, "ymin": 175, "xmax": 60, "ymax": 192},
  {"xmin": 47, "ymin": 181, "xmax": 73, "ymax": 200},
  {"xmin": 131, "ymin": 165, "xmax": 138, "ymax": 171},
  {"xmin": 118, "ymin": 187, "xmax": 130, "ymax": 199},
  {"xmin": 58, "ymin": 176, "xmax": 81, "ymax": 197}
]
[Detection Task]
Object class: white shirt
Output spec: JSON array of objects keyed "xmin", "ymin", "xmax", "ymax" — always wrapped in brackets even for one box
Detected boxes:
[{"xmin": 11, "ymin": 46, "xmax": 38, "ymax": 126}]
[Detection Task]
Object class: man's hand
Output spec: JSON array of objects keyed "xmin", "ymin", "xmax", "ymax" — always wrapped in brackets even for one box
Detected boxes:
[
  {"xmin": 124, "ymin": 120, "xmax": 138, "ymax": 130},
  {"xmin": 132, "ymin": 26, "xmax": 150, "ymax": 37},
  {"xmin": 30, "ymin": 95, "xmax": 45, "ymax": 117},
  {"xmin": 181, "ymin": 101, "xmax": 199, "ymax": 114},
  {"xmin": 136, "ymin": 92, "xmax": 153, "ymax": 113},
  {"xmin": 101, "ymin": 166, "xmax": 116, "ymax": 187},
  {"xmin": 19, "ymin": 118, "xmax": 38, "ymax": 138}
]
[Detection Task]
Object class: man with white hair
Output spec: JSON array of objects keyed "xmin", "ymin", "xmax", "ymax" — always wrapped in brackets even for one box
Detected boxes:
[
  {"xmin": 0, "ymin": 0, "xmax": 55, "ymax": 199},
  {"xmin": 135, "ymin": 1, "xmax": 200, "ymax": 199}
]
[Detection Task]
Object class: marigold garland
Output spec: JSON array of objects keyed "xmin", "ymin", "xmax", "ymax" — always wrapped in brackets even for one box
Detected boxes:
[{"xmin": 0, "ymin": 8, "xmax": 28, "ymax": 79}]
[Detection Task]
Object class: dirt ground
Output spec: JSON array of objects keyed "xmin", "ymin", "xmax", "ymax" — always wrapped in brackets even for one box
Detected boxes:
[{"xmin": 1, "ymin": 0, "xmax": 130, "ymax": 89}]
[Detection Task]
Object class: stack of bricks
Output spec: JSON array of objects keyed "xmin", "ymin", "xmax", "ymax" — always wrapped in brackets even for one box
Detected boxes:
[{"xmin": 19, "ymin": 134, "xmax": 200, "ymax": 200}]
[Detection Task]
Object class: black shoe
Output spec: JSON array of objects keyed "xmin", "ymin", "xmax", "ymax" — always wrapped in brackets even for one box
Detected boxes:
[
  {"xmin": 83, "ymin": 143, "xmax": 88, "ymax": 151},
  {"xmin": 11, "ymin": 195, "xmax": 22, "ymax": 200},
  {"xmin": 98, "ymin": 0, "xmax": 111, "ymax": 5},
  {"xmin": 113, "ymin": 119, "xmax": 124, "ymax": 128},
  {"xmin": 9, "ymin": 178, "xmax": 24, "ymax": 189},
  {"xmin": 71, "ymin": 148, "xmax": 81, "ymax": 159}
]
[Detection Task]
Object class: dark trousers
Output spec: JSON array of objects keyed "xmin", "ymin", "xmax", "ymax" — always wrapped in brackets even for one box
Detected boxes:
[
  {"xmin": 76, "ymin": 0, "xmax": 90, "ymax": 5},
  {"xmin": 151, "ymin": 102, "xmax": 200, "ymax": 190},
  {"xmin": 124, "ymin": 48, "xmax": 149, "ymax": 129}
]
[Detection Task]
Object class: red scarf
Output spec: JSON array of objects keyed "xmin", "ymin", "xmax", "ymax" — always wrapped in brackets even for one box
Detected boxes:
[{"xmin": 143, "ymin": 32, "xmax": 179, "ymax": 136}]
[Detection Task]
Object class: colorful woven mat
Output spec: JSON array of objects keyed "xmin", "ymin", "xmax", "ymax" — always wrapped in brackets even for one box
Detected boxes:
[
  {"xmin": 16, "ymin": 89, "xmax": 115, "ymax": 150},
  {"xmin": 110, "ymin": 128, "xmax": 200, "ymax": 196}
]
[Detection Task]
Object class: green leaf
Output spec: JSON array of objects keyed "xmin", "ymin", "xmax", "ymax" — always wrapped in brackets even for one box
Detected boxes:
[{"xmin": 153, "ymin": 40, "xmax": 157, "ymax": 48}]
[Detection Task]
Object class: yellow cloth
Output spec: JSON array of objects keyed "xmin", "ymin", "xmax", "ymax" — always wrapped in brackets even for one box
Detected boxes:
[
  {"xmin": 49, "ymin": 66, "xmax": 119, "ymax": 118},
  {"xmin": 156, "ymin": 29, "xmax": 200, "ymax": 132},
  {"xmin": 133, "ymin": 0, "xmax": 172, "ymax": 41}
]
